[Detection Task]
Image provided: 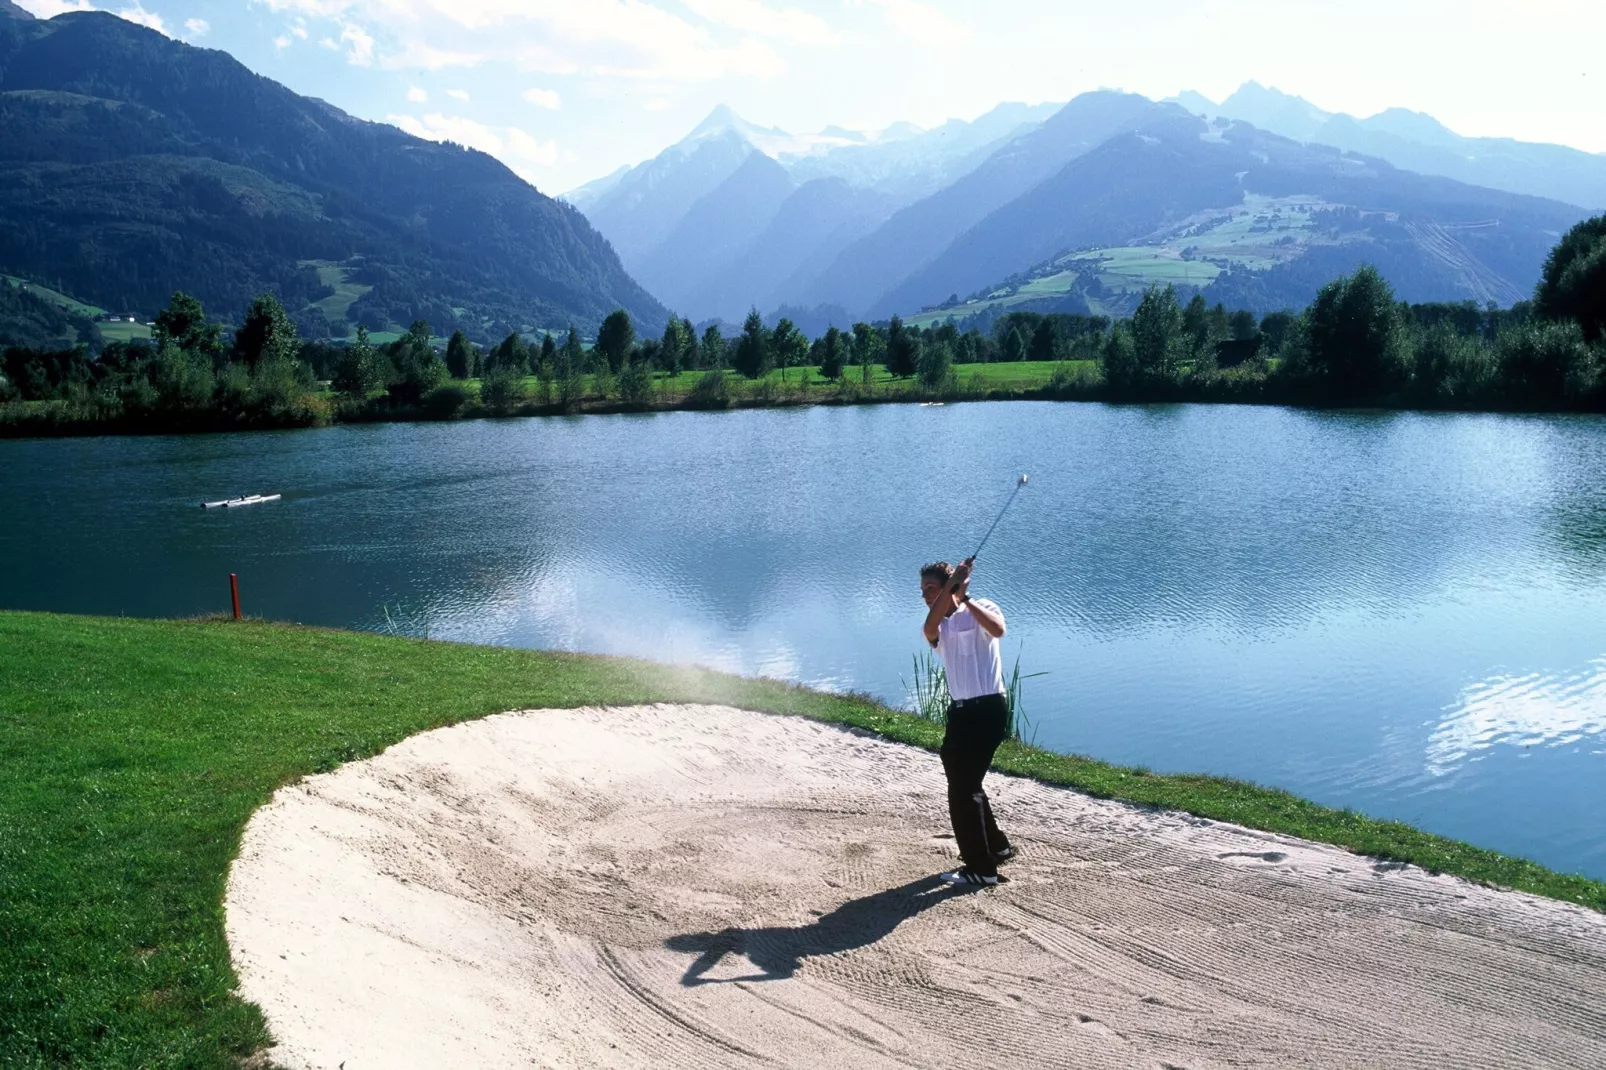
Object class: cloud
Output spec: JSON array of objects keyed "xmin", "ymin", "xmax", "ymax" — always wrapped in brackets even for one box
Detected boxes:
[
  {"xmin": 292, "ymin": 22, "xmax": 309, "ymax": 38},
  {"xmin": 15, "ymin": 0, "xmax": 94, "ymax": 17},
  {"xmin": 406, "ymin": 85, "xmax": 428, "ymax": 102},
  {"xmin": 340, "ymin": 22, "xmax": 374, "ymax": 65},
  {"xmin": 114, "ymin": 2, "xmax": 165, "ymax": 34},
  {"xmin": 184, "ymin": 17, "xmax": 209, "ymax": 37},
  {"xmin": 251, "ymin": 0, "xmax": 792, "ymax": 83},
  {"xmin": 445, "ymin": 87, "xmax": 470, "ymax": 101},
  {"xmin": 522, "ymin": 87, "xmax": 561, "ymax": 109},
  {"xmin": 644, "ymin": 97, "xmax": 670, "ymax": 111},
  {"xmin": 861, "ymin": 0, "xmax": 964, "ymax": 47},
  {"xmin": 681, "ymin": 0, "xmax": 838, "ymax": 45},
  {"xmin": 274, "ymin": 33, "xmax": 293, "ymax": 48},
  {"xmin": 387, "ymin": 111, "xmax": 565, "ymax": 180}
]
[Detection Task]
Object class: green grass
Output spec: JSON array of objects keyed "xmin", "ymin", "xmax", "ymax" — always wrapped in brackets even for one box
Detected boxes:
[
  {"xmin": 3, "ymin": 275, "xmax": 106, "ymax": 318},
  {"xmin": 2, "ymin": 611, "xmax": 1602, "ymax": 1066},
  {"xmin": 299, "ymin": 260, "xmax": 372, "ymax": 326},
  {"xmin": 97, "ymin": 321, "xmax": 153, "ymax": 344}
]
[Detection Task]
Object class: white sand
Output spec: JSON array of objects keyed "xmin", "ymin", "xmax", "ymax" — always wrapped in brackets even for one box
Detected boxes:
[{"xmin": 226, "ymin": 704, "xmax": 1606, "ymax": 1069}]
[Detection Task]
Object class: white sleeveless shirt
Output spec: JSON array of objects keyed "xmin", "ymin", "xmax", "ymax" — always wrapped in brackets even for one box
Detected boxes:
[{"xmin": 935, "ymin": 598, "xmax": 1006, "ymax": 701}]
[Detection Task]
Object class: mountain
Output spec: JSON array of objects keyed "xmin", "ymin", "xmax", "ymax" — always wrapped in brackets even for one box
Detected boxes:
[
  {"xmin": 785, "ymin": 100, "xmax": 1061, "ymax": 202},
  {"xmin": 565, "ymin": 102, "xmax": 1061, "ymax": 321},
  {"xmin": 1175, "ymin": 82, "xmax": 1606, "ymax": 210},
  {"xmin": 0, "ymin": 2, "xmax": 32, "ymax": 20},
  {"xmin": 800, "ymin": 91, "xmax": 1180, "ymax": 318},
  {"xmin": 675, "ymin": 178, "xmax": 900, "ymax": 322},
  {"xmin": 631, "ymin": 151, "xmax": 797, "ymax": 317},
  {"xmin": 0, "ymin": 12, "xmax": 665, "ymax": 339},
  {"xmin": 902, "ymin": 115, "xmax": 1587, "ymax": 323}
]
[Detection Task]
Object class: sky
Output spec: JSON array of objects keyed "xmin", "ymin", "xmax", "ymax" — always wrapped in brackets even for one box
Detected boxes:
[{"xmin": 16, "ymin": 0, "xmax": 1606, "ymax": 196}]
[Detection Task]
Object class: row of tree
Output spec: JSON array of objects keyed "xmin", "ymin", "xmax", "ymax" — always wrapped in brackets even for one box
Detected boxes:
[{"xmin": 4, "ymin": 214, "xmax": 1603, "ymax": 425}]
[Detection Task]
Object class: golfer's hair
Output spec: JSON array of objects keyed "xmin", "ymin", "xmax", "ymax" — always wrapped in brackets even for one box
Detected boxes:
[{"xmin": 919, "ymin": 561, "xmax": 954, "ymax": 585}]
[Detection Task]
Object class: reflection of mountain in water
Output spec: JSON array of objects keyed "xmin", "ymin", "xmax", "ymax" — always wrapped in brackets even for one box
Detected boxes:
[{"xmin": 1428, "ymin": 659, "xmax": 1606, "ymax": 776}]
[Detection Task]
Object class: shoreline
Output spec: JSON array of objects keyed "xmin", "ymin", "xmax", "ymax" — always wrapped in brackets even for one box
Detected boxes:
[
  {"xmin": 2, "ymin": 611, "xmax": 1603, "ymax": 1064},
  {"xmin": 5, "ymin": 366, "xmax": 1606, "ymax": 440}
]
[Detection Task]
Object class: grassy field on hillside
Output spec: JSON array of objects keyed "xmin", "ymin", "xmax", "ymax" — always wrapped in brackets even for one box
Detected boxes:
[{"xmin": 2, "ymin": 612, "xmax": 1601, "ymax": 1067}]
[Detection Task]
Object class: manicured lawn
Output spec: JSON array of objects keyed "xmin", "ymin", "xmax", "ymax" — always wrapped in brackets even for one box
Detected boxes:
[{"xmin": 3, "ymin": 611, "xmax": 1600, "ymax": 1067}]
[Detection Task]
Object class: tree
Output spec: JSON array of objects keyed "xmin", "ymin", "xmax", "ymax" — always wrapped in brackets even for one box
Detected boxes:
[
  {"xmin": 1028, "ymin": 318, "xmax": 1056, "ymax": 363},
  {"xmin": 558, "ymin": 325, "xmax": 584, "ymax": 409},
  {"xmin": 233, "ymin": 294, "xmax": 300, "ymax": 370},
  {"xmin": 770, "ymin": 318, "xmax": 807, "ymax": 381},
  {"xmin": 733, "ymin": 309, "xmax": 771, "ymax": 379},
  {"xmin": 1130, "ymin": 285, "xmax": 1184, "ymax": 386},
  {"xmin": 1259, "ymin": 310, "xmax": 1297, "ymax": 356},
  {"xmin": 818, "ymin": 325, "xmax": 845, "ymax": 380},
  {"xmin": 885, "ymin": 315, "xmax": 918, "ymax": 378},
  {"xmin": 659, "ymin": 317, "xmax": 693, "ymax": 374},
  {"xmin": 1298, "ymin": 265, "xmax": 1408, "ymax": 401},
  {"xmin": 1001, "ymin": 326, "xmax": 1026, "ymax": 363},
  {"xmin": 154, "ymin": 291, "xmax": 222, "ymax": 360},
  {"xmin": 701, "ymin": 324, "xmax": 726, "ymax": 369},
  {"xmin": 1229, "ymin": 309, "xmax": 1259, "ymax": 341},
  {"xmin": 488, "ymin": 331, "xmax": 528, "ymax": 373},
  {"xmin": 596, "ymin": 310, "xmax": 634, "ymax": 373},
  {"xmin": 916, "ymin": 339, "xmax": 953, "ymax": 389},
  {"xmin": 618, "ymin": 355, "xmax": 654, "ymax": 405},
  {"xmin": 1099, "ymin": 323, "xmax": 1139, "ymax": 392},
  {"xmin": 1498, "ymin": 321, "xmax": 1598, "ymax": 403},
  {"xmin": 538, "ymin": 331, "xmax": 557, "ymax": 377},
  {"xmin": 332, "ymin": 325, "xmax": 383, "ymax": 399},
  {"xmin": 1535, "ymin": 214, "xmax": 1606, "ymax": 341},
  {"xmin": 445, "ymin": 330, "xmax": 476, "ymax": 379},
  {"xmin": 851, "ymin": 322, "xmax": 883, "ymax": 368}
]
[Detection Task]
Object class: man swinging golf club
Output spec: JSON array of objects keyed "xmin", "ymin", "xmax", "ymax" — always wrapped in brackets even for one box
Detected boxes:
[{"xmin": 921, "ymin": 554, "xmax": 1017, "ymax": 887}]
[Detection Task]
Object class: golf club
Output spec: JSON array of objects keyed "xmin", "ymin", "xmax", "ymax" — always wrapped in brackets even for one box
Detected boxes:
[{"xmin": 970, "ymin": 474, "xmax": 1028, "ymax": 560}]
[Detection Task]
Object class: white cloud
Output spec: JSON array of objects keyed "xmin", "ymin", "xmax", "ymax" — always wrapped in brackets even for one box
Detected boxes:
[
  {"xmin": 184, "ymin": 17, "xmax": 209, "ymax": 36},
  {"xmin": 340, "ymin": 21, "xmax": 375, "ymax": 65},
  {"xmin": 522, "ymin": 87, "xmax": 561, "ymax": 109},
  {"xmin": 406, "ymin": 85, "xmax": 428, "ymax": 102},
  {"xmin": 274, "ymin": 33, "xmax": 293, "ymax": 48},
  {"xmin": 251, "ymin": 0, "xmax": 790, "ymax": 83},
  {"xmin": 114, "ymin": 2, "xmax": 166, "ymax": 34},
  {"xmin": 15, "ymin": 0, "xmax": 94, "ymax": 17},
  {"xmin": 389, "ymin": 111, "xmax": 506, "ymax": 155},
  {"xmin": 292, "ymin": 22, "xmax": 309, "ymax": 39},
  {"xmin": 644, "ymin": 97, "xmax": 670, "ymax": 111},
  {"xmin": 319, "ymin": 36, "xmax": 338, "ymax": 49},
  {"xmin": 445, "ymin": 87, "xmax": 470, "ymax": 101},
  {"xmin": 681, "ymin": 0, "xmax": 838, "ymax": 46},
  {"xmin": 861, "ymin": 0, "xmax": 964, "ymax": 47},
  {"xmin": 506, "ymin": 126, "xmax": 560, "ymax": 166}
]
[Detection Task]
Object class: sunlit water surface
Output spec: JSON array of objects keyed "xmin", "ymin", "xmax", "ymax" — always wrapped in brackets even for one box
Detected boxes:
[{"xmin": 3, "ymin": 403, "xmax": 1604, "ymax": 877}]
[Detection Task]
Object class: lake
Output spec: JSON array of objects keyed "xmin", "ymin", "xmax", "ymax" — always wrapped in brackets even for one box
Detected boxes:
[{"xmin": 3, "ymin": 402, "xmax": 1604, "ymax": 879}]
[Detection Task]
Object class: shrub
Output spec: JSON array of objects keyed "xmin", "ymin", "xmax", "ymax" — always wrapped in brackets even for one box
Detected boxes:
[
  {"xmin": 479, "ymin": 363, "xmax": 529, "ymax": 413},
  {"xmin": 422, "ymin": 384, "xmax": 471, "ymax": 419},
  {"xmin": 1498, "ymin": 321, "xmax": 1599, "ymax": 405},
  {"xmin": 618, "ymin": 360, "xmax": 653, "ymax": 406},
  {"xmin": 688, "ymin": 370, "xmax": 730, "ymax": 408}
]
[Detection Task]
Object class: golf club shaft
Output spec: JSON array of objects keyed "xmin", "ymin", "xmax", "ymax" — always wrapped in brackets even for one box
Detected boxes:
[{"xmin": 971, "ymin": 482, "xmax": 1024, "ymax": 560}]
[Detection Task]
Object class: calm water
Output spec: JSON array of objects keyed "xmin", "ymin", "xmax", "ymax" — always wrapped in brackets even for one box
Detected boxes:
[{"xmin": 3, "ymin": 403, "xmax": 1604, "ymax": 878}]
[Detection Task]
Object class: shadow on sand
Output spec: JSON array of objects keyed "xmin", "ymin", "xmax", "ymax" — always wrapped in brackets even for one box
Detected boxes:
[{"xmin": 664, "ymin": 874, "xmax": 968, "ymax": 985}]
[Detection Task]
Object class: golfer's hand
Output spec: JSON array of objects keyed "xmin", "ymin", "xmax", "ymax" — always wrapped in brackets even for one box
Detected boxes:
[{"xmin": 951, "ymin": 557, "xmax": 974, "ymax": 594}]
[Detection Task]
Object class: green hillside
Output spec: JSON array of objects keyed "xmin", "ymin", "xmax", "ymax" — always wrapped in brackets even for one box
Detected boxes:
[{"xmin": 0, "ymin": 13, "xmax": 668, "ymax": 342}]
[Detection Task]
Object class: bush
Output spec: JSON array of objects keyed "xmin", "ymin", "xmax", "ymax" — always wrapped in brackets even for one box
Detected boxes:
[
  {"xmin": 1410, "ymin": 324, "xmax": 1494, "ymax": 405},
  {"xmin": 422, "ymin": 384, "xmax": 471, "ymax": 419},
  {"xmin": 479, "ymin": 364, "xmax": 529, "ymax": 413},
  {"xmin": 1498, "ymin": 322, "xmax": 1599, "ymax": 405},
  {"xmin": 688, "ymin": 370, "xmax": 729, "ymax": 408},
  {"xmin": 618, "ymin": 360, "xmax": 653, "ymax": 406}
]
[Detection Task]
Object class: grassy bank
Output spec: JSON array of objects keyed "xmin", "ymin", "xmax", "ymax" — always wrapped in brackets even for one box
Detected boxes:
[{"xmin": 2, "ymin": 612, "xmax": 1601, "ymax": 1067}]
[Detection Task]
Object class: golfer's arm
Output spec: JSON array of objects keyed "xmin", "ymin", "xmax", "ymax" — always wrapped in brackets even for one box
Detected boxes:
[
  {"xmin": 966, "ymin": 598, "xmax": 1006, "ymax": 638},
  {"xmin": 922, "ymin": 600, "xmax": 946, "ymax": 646}
]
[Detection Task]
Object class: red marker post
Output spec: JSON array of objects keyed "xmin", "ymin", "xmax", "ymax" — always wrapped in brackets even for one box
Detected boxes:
[{"xmin": 230, "ymin": 573, "xmax": 241, "ymax": 620}]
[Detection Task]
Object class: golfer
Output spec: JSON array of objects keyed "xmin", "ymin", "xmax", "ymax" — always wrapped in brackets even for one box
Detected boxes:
[{"xmin": 921, "ymin": 556, "xmax": 1015, "ymax": 886}]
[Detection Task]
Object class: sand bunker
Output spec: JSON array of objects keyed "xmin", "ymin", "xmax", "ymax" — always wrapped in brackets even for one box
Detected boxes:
[{"xmin": 227, "ymin": 704, "xmax": 1606, "ymax": 1069}]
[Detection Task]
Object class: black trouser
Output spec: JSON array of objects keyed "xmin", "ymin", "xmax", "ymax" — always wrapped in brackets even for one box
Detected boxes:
[{"xmin": 940, "ymin": 693, "xmax": 1012, "ymax": 876}]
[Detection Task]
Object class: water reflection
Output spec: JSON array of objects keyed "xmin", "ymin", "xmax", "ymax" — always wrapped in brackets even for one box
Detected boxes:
[
  {"xmin": 3, "ymin": 404, "xmax": 1606, "ymax": 877},
  {"xmin": 1428, "ymin": 658, "xmax": 1606, "ymax": 775}
]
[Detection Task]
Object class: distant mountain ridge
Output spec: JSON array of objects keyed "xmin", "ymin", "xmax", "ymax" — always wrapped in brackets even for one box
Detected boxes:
[
  {"xmin": 0, "ymin": 11, "xmax": 665, "ymax": 338},
  {"xmin": 1173, "ymin": 81, "xmax": 1606, "ymax": 210},
  {"xmin": 569, "ymin": 85, "xmax": 1596, "ymax": 327}
]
